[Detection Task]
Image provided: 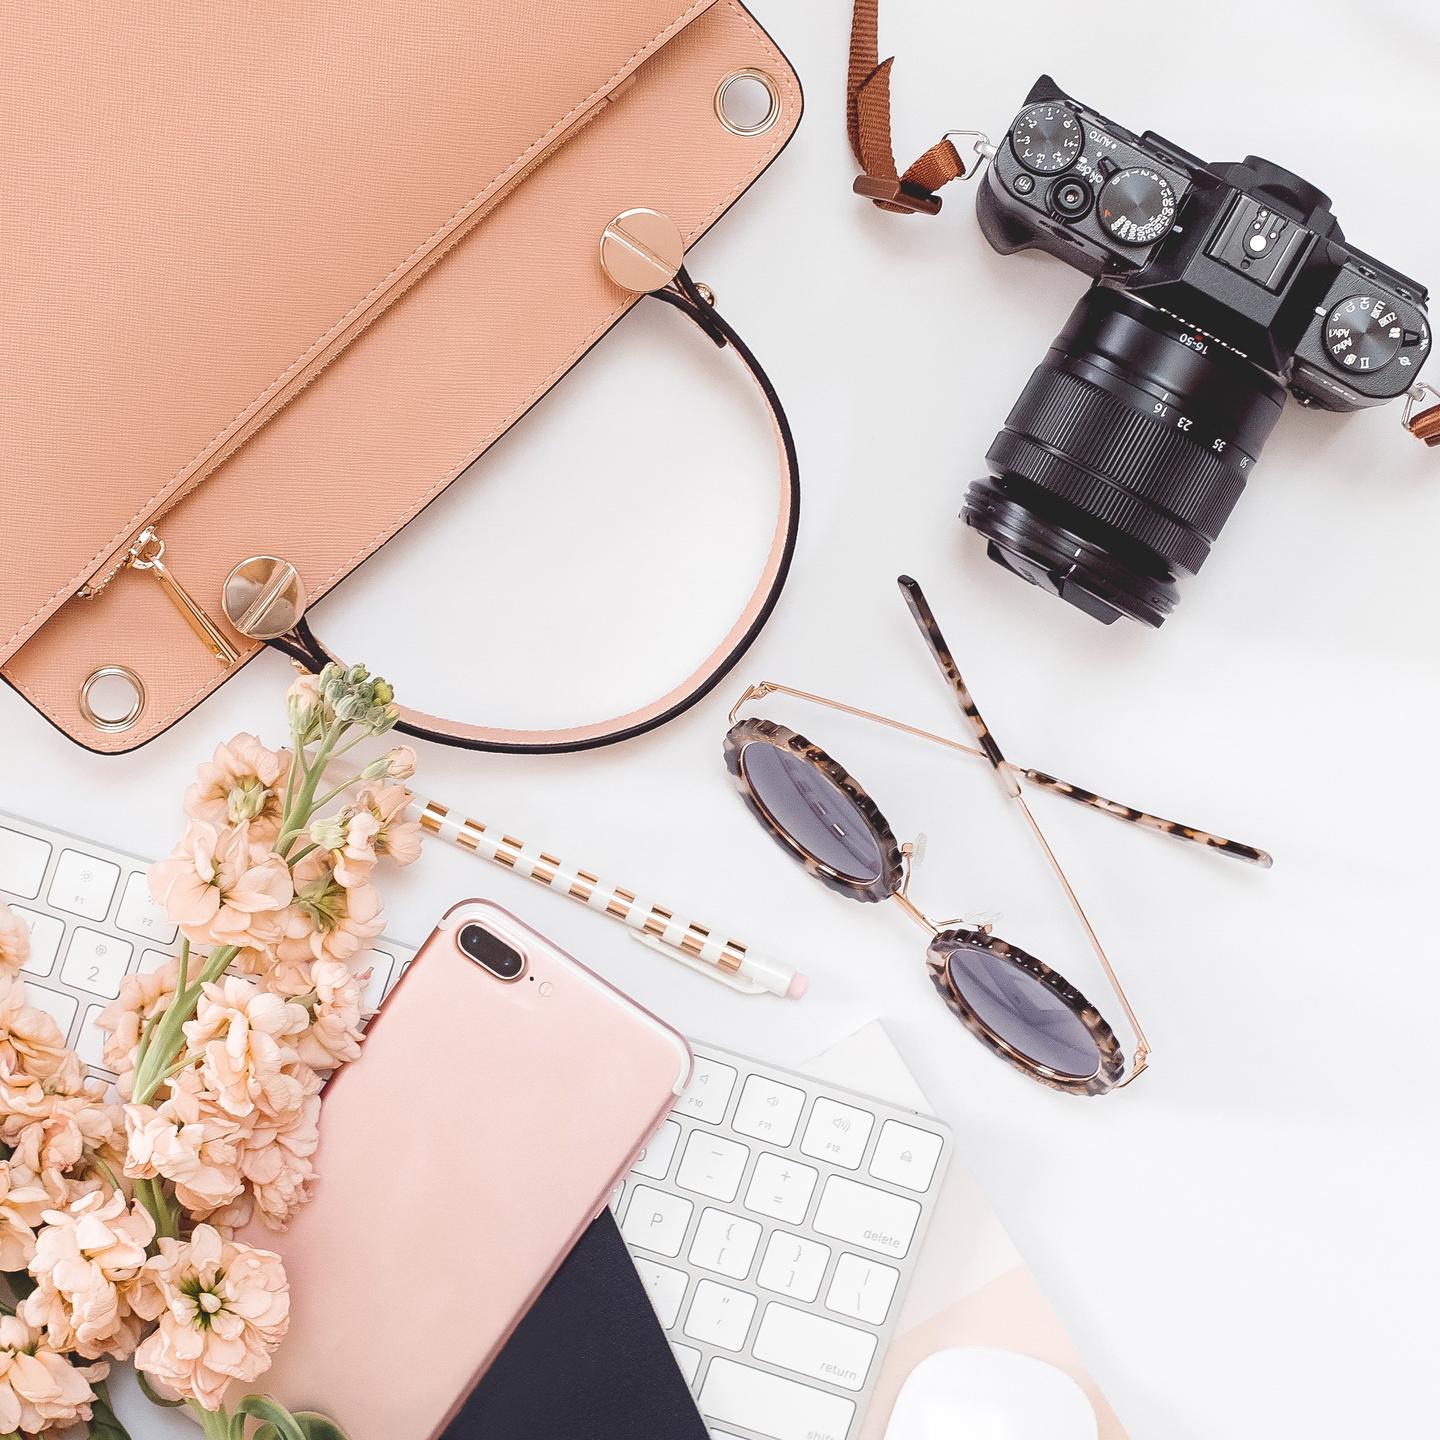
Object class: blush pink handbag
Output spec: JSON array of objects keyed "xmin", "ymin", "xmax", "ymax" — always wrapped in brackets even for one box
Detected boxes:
[{"xmin": 1, "ymin": 0, "xmax": 801, "ymax": 754}]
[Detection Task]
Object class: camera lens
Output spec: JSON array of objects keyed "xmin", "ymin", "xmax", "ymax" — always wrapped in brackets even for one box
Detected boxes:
[
  {"xmin": 458, "ymin": 922, "xmax": 526, "ymax": 980},
  {"xmin": 963, "ymin": 287, "xmax": 1287, "ymax": 626}
]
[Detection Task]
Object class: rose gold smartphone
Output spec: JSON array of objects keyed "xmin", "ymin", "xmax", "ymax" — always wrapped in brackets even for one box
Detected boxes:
[{"xmin": 245, "ymin": 899, "xmax": 692, "ymax": 1440}]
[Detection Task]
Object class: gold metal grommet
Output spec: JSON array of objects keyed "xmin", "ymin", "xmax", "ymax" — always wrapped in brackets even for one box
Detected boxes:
[
  {"xmin": 599, "ymin": 208, "xmax": 685, "ymax": 293},
  {"xmin": 79, "ymin": 666, "xmax": 145, "ymax": 733},
  {"xmin": 222, "ymin": 556, "xmax": 307, "ymax": 641},
  {"xmin": 715, "ymin": 69, "xmax": 780, "ymax": 137}
]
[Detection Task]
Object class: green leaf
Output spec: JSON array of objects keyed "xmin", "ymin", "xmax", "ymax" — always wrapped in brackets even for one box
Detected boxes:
[
  {"xmin": 251, "ymin": 1412, "xmax": 350, "ymax": 1440},
  {"xmin": 233, "ymin": 1396, "xmax": 307, "ymax": 1440},
  {"xmin": 87, "ymin": 1382, "xmax": 134, "ymax": 1440},
  {"xmin": 137, "ymin": 1370, "xmax": 186, "ymax": 1407}
]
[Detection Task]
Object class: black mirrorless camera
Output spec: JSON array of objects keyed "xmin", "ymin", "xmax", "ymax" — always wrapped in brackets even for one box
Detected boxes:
[{"xmin": 963, "ymin": 77, "xmax": 1432, "ymax": 626}]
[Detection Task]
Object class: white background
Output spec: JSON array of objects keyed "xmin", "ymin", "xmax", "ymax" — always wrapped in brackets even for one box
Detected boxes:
[{"xmin": 5, "ymin": 3, "xmax": 1438, "ymax": 1436}]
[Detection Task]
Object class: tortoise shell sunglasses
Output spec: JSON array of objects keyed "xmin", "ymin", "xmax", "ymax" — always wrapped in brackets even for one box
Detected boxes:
[{"xmin": 723, "ymin": 576, "xmax": 1272, "ymax": 1096}]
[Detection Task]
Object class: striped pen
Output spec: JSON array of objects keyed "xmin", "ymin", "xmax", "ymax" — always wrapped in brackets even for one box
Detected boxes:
[{"xmin": 411, "ymin": 795, "xmax": 807, "ymax": 999}]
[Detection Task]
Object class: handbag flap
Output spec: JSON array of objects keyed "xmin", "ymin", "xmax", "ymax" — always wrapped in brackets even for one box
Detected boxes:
[{"xmin": 0, "ymin": 0, "xmax": 717, "ymax": 666}]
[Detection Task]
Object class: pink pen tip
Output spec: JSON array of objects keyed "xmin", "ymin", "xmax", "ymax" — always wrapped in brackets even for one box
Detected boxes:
[{"xmin": 786, "ymin": 971, "xmax": 809, "ymax": 1000}]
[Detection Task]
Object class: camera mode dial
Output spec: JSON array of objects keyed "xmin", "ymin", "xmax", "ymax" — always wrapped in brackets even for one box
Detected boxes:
[
  {"xmin": 1099, "ymin": 167, "xmax": 1177, "ymax": 246},
  {"xmin": 1011, "ymin": 103, "xmax": 1083, "ymax": 174},
  {"xmin": 1322, "ymin": 295, "xmax": 1404, "ymax": 374}
]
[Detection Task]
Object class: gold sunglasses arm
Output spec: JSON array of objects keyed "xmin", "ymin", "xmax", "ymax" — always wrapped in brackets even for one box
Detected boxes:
[
  {"xmin": 728, "ymin": 681, "xmax": 1271, "ymax": 868},
  {"xmin": 897, "ymin": 576, "xmax": 1151, "ymax": 1075}
]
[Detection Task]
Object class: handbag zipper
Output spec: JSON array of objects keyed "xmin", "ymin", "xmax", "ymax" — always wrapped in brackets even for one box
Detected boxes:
[
  {"xmin": 80, "ymin": 528, "xmax": 239, "ymax": 666},
  {"xmin": 76, "ymin": 80, "xmax": 633, "ymax": 611}
]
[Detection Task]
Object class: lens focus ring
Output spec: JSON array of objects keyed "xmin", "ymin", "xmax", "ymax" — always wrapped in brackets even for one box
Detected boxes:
[{"xmin": 988, "ymin": 368, "xmax": 1252, "ymax": 575}]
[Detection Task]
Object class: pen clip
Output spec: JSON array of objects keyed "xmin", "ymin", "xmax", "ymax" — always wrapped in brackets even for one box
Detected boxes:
[{"xmin": 628, "ymin": 931, "xmax": 767, "ymax": 994}]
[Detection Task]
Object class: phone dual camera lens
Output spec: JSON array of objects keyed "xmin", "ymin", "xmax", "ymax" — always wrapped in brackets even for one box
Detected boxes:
[{"xmin": 459, "ymin": 922, "xmax": 526, "ymax": 980}]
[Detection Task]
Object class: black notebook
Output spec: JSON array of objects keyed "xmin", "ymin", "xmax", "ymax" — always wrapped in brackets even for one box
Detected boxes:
[{"xmin": 445, "ymin": 1211, "xmax": 708, "ymax": 1439}]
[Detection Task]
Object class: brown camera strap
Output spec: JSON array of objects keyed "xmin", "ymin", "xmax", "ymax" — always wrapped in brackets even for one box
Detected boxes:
[
  {"xmin": 1408, "ymin": 395, "xmax": 1440, "ymax": 445},
  {"xmin": 847, "ymin": 0, "xmax": 966, "ymax": 215}
]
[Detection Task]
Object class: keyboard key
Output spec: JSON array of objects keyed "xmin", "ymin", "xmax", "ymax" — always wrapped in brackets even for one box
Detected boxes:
[
  {"xmin": 799, "ymin": 1097, "xmax": 874, "ymax": 1170},
  {"xmin": 139, "ymin": 948, "xmax": 177, "ymax": 975},
  {"xmin": 682, "ymin": 1279, "xmax": 756, "ymax": 1352},
  {"xmin": 114, "ymin": 872, "xmax": 176, "ymax": 944},
  {"xmin": 743, "ymin": 1152, "xmax": 818, "ymax": 1226},
  {"xmin": 675, "ymin": 1131, "xmax": 749, "ymax": 1203},
  {"xmin": 752, "ymin": 1302, "xmax": 878, "ymax": 1393},
  {"xmin": 11, "ymin": 906, "xmax": 64, "ymax": 976},
  {"xmin": 0, "ymin": 827, "xmax": 51, "ymax": 899},
  {"xmin": 825, "ymin": 1253, "xmax": 900, "ymax": 1325},
  {"xmin": 731, "ymin": 1073, "xmax": 805, "ymax": 1147},
  {"xmin": 620, "ymin": 1185, "xmax": 693, "ymax": 1259},
  {"xmin": 47, "ymin": 850, "xmax": 120, "ymax": 922},
  {"xmin": 632, "ymin": 1257, "xmax": 688, "ymax": 1329},
  {"xmin": 813, "ymin": 1176, "xmax": 920, "ymax": 1260},
  {"xmin": 670, "ymin": 1342, "xmax": 701, "ymax": 1386},
  {"xmin": 688, "ymin": 1207, "xmax": 761, "ymax": 1280},
  {"xmin": 699, "ymin": 1357, "xmax": 855, "ymax": 1440},
  {"xmin": 676, "ymin": 1054, "xmax": 738, "ymax": 1125},
  {"xmin": 25, "ymin": 985, "xmax": 78, "ymax": 1041},
  {"xmin": 357, "ymin": 949, "xmax": 395, "ymax": 1014},
  {"xmin": 868, "ymin": 1119, "xmax": 944, "ymax": 1193},
  {"xmin": 60, "ymin": 928, "xmax": 134, "ymax": 998},
  {"xmin": 631, "ymin": 1119, "xmax": 682, "ymax": 1180},
  {"xmin": 756, "ymin": 1231, "xmax": 830, "ymax": 1303},
  {"xmin": 76, "ymin": 1005, "xmax": 113, "ymax": 1074}
]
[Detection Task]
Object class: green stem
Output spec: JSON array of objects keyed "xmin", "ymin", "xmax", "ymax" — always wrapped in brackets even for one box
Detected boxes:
[
  {"xmin": 276, "ymin": 721, "xmax": 348, "ymax": 857},
  {"xmin": 186, "ymin": 1400, "xmax": 233, "ymax": 1440},
  {"xmin": 131, "ymin": 944, "xmax": 236, "ymax": 1105}
]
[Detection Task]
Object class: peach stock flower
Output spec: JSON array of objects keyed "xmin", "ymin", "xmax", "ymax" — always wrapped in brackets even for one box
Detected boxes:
[
  {"xmin": 0, "ymin": 904, "xmax": 30, "ymax": 975},
  {"xmin": 123, "ymin": 1076, "xmax": 245, "ymax": 1219},
  {"xmin": 23, "ymin": 1189, "xmax": 155, "ymax": 1361},
  {"xmin": 0, "ymin": 1314, "xmax": 99, "ymax": 1435},
  {"xmin": 298, "ymin": 959, "xmax": 364, "ymax": 1070},
  {"xmin": 0, "ymin": 975, "xmax": 75, "ymax": 1085},
  {"xmin": 149, "ymin": 822, "xmax": 293, "ymax": 952},
  {"xmin": 184, "ymin": 734, "xmax": 289, "ymax": 842},
  {"xmin": 231, "ymin": 1085, "xmax": 320, "ymax": 1231},
  {"xmin": 280, "ymin": 855, "xmax": 384, "ymax": 966},
  {"xmin": 182, "ymin": 977, "xmax": 309, "ymax": 1120},
  {"xmin": 134, "ymin": 1226, "xmax": 290, "ymax": 1411},
  {"xmin": 2, "ymin": 1084, "xmax": 123, "ymax": 1205},
  {"xmin": 314, "ymin": 807, "xmax": 382, "ymax": 889},
  {"xmin": 0, "ymin": 1161, "xmax": 50, "ymax": 1271},
  {"xmin": 354, "ymin": 783, "xmax": 423, "ymax": 867}
]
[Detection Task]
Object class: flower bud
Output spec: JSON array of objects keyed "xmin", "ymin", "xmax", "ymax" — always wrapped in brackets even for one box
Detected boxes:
[{"xmin": 308, "ymin": 815, "xmax": 347, "ymax": 852}]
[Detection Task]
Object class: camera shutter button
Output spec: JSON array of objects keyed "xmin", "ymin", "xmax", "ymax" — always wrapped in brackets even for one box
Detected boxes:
[{"xmin": 1048, "ymin": 177, "xmax": 1093, "ymax": 221}]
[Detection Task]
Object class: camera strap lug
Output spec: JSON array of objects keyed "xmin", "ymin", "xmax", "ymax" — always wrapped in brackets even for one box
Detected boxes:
[
  {"xmin": 847, "ymin": 0, "xmax": 990, "ymax": 215},
  {"xmin": 1403, "ymin": 383, "xmax": 1440, "ymax": 447}
]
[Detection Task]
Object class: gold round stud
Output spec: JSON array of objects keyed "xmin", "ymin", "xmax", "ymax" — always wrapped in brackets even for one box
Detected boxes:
[
  {"xmin": 599, "ymin": 208, "xmax": 684, "ymax": 293},
  {"xmin": 222, "ymin": 556, "xmax": 307, "ymax": 641}
]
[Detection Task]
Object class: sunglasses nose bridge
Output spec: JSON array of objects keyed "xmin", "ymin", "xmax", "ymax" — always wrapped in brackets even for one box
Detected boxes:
[{"xmin": 890, "ymin": 886, "xmax": 940, "ymax": 937}]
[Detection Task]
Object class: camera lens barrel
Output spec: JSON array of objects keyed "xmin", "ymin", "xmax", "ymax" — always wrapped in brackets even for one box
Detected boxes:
[{"xmin": 964, "ymin": 287, "xmax": 1287, "ymax": 626}]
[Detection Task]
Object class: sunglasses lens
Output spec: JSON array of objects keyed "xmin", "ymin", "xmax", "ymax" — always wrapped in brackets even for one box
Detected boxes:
[
  {"xmin": 944, "ymin": 941, "xmax": 1102, "ymax": 1079},
  {"xmin": 740, "ymin": 741, "xmax": 886, "ymax": 884}
]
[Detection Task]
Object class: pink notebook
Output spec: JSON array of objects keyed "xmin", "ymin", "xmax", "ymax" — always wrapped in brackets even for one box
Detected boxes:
[{"xmin": 800, "ymin": 1023, "xmax": 1129, "ymax": 1440}]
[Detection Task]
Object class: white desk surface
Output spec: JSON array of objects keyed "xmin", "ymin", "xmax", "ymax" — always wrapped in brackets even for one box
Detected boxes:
[{"xmin": 6, "ymin": 4, "xmax": 1435, "ymax": 1437}]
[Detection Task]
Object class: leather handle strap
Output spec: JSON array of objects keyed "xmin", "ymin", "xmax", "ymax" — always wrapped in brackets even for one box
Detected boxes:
[
  {"xmin": 848, "ymin": 0, "xmax": 966, "ymax": 215},
  {"xmin": 269, "ymin": 270, "xmax": 799, "ymax": 755}
]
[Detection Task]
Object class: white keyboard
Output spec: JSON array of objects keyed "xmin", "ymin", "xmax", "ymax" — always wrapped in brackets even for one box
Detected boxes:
[
  {"xmin": 616, "ymin": 1043, "xmax": 950, "ymax": 1440},
  {"xmin": 0, "ymin": 811, "xmax": 416, "ymax": 1079},
  {"xmin": 2, "ymin": 811, "xmax": 950, "ymax": 1438}
]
